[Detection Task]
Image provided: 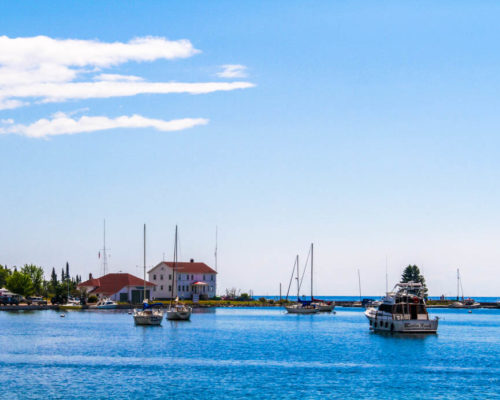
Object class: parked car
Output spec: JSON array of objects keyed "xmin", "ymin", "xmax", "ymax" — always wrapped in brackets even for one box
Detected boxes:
[
  {"xmin": 26, "ymin": 296, "xmax": 48, "ymax": 305},
  {"xmin": 0, "ymin": 294, "xmax": 20, "ymax": 305}
]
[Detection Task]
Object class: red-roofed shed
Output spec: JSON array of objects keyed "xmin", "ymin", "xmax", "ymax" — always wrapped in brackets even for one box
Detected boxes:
[{"xmin": 78, "ymin": 273, "xmax": 154, "ymax": 304}]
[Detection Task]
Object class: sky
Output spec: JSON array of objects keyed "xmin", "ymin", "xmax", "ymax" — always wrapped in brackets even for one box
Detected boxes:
[{"xmin": 1, "ymin": 1, "xmax": 499, "ymax": 297}]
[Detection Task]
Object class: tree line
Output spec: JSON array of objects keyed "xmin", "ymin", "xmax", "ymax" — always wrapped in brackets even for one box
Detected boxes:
[{"xmin": 0, "ymin": 262, "xmax": 84, "ymax": 300}]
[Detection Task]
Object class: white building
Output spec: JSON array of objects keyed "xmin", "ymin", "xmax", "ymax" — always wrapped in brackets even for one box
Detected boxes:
[{"xmin": 148, "ymin": 259, "xmax": 217, "ymax": 301}]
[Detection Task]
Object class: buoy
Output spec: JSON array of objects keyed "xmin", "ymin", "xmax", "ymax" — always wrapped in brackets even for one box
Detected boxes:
[
  {"xmin": 60, "ymin": 314, "xmax": 66, "ymax": 318},
  {"xmin": 128, "ymin": 311, "xmax": 132, "ymax": 315}
]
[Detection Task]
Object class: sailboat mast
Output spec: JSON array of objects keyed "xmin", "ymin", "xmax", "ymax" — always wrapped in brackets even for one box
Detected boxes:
[
  {"xmin": 457, "ymin": 268, "xmax": 460, "ymax": 301},
  {"xmin": 358, "ymin": 269, "xmax": 362, "ymax": 301},
  {"xmin": 296, "ymin": 255, "xmax": 300, "ymax": 301},
  {"xmin": 143, "ymin": 224, "xmax": 146, "ymax": 303},
  {"xmin": 171, "ymin": 225, "xmax": 178, "ymax": 304},
  {"xmin": 311, "ymin": 243, "xmax": 313, "ymax": 301}
]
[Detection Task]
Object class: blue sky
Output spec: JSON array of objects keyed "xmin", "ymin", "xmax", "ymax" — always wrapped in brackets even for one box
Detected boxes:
[{"xmin": 1, "ymin": 1, "xmax": 499, "ymax": 296}]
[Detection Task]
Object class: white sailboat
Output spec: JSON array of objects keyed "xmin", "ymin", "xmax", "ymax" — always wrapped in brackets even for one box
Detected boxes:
[
  {"xmin": 166, "ymin": 226, "xmax": 192, "ymax": 321},
  {"xmin": 133, "ymin": 224, "xmax": 163, "ymax": 326},
  {"xmin": 284, "ymin": 253, "xmax": 319, "ymax": 314},
  {"xmin": 450, "ymin": 269, "xmax": 480, "ymax": 309}
]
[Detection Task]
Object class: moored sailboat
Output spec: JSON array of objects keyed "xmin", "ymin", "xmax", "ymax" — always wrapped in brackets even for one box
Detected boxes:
[
  {"xmin": 284, "ymin": 252, "xmax": 319, "ymax": 314},
  {"xmin": 133, "ymin": 224, "xmax": 163, "ymax": 326},
  {"xmin": 166, "ymin": 226, "xmax": 192, "ymax": 321}
]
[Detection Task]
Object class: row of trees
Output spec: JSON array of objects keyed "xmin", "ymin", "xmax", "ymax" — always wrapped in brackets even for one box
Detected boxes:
[{"xmin": 0, "ymin": 262, "xmax": 84, "ymax": 299}]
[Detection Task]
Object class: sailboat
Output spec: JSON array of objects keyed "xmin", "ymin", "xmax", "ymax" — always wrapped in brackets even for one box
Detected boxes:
[
  {"xmin": 309, "ymin": 243, "xmax": 335, "ymax": 312},
  {"xmin": 450, "ymin": 268, "xmax": 480, "ymax": 309},
  {"xmin": 166, "ymin": 226, "xmax": 192, "ymax": 321},
  {"xmin": 133, "ymin": 224, "xmax": 163, "ymax": 325},
  {"xmin": 284, "ymin": 252, "xmax": 319, "ymax": 314}
]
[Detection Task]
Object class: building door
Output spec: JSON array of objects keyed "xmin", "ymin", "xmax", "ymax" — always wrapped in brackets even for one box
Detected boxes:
[{"xmin": 131, "ymin": 290, "xmax": 150, "ymax": 304}]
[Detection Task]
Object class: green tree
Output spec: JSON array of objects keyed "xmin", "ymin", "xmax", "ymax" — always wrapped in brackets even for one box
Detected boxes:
[
  {"xmin": 50, "ymin": 268, "xmax": 58, "ymax": 294},
  {"xmin": 400, "ymin": 265, "xmax": 428, "ymax": 297},
  {"xmin": 0, "ymin": 265, "xmax": 11, "ymax": 288},
  {"xmin": 6, "ymin": 271, "xmax": 34, "ymax": 296},
  {"xmin": 21, "ymin": 264, "xmax": 44, "ymax": 295}
]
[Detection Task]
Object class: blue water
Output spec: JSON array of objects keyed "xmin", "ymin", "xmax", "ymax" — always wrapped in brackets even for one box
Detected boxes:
[{"xmin": 0, "ymin": 307, "xmax": 498, "ymax": 399}]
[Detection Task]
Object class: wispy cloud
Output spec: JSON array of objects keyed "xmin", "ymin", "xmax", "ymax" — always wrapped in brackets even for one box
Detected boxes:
[
  {"xmin": 216, "ymin": 64, "xmax": 248, "ymax": 78},
  {"xmin": 0, "ymin": 112, "xmax": 208, "ymax": 138},
  {"xmin": 0, "ymin": 36, "xmax": 254, "ymax": 109}
]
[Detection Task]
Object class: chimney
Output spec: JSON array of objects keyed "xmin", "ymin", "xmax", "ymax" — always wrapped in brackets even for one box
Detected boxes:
[
  {"xmin": 190, "ymin": 259, "xmax": 194, "ymax": 263},
  {"xmin": 89, "ymin": 273, "xmax": 93, "ymax": 280}
]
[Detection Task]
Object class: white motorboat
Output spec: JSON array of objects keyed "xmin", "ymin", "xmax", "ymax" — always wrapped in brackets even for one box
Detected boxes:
[
  {"xmin": 165, "ymin": 227, "xmax": 192, "ymax": 321},
  {"xmin": 364, "ymin": 282, "xmax": 438, "ymax": 333},
  {"xmin": 96, "ymin": 297, "xmax": 118, "ymax": 309},
  {"xmin": 133, "ymin": 224, "xmax": 164, "ymax": 326}
]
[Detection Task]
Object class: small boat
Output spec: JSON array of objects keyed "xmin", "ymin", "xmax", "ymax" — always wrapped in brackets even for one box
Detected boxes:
[
  {"xmin": 166, "ymin": 226, "xmax": 192, "ymax": 321},
  {"xmin": 96, "ymin": 298, "xmax": 118, "ymax": 309},
  {"xmin": 133, "ymin": 224, "xmax": 164, "ymax": 326},
  {"xmin": 364, "ymin": 282, "xmax": 438, "ymax": 333}
]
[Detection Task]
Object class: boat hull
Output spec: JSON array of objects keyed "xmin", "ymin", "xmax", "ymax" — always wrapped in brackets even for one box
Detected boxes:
[
  {"xmin": 166, "ymin": 310, "xmax": 191, "ymax": 320},
  {"xmin": 133, "ymin": 313, "xmax": 163, "ymax": 326},
  {"xmin": 315, "ymin": 303, "xmax": 335, "ymax": 312},
  {"xmin": 365, "ymin": 309, "xmax": 438, "ymax": 333},
  {"xmin": 285, "ymin": 306, "xmax": 319, "ymax": 314}
]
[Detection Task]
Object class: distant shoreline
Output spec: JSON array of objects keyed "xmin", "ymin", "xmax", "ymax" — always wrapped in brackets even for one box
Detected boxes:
[{"xmin": 1, "ymin": 299, "xmax": 499, "ymax": 311}]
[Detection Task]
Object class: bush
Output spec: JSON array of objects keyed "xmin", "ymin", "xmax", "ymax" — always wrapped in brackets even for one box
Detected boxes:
[
  {"xmin": 258, "ymin": 297, "xmax": 267, "ymax": 303},
  {"xmin": 88, "ymin": 295, "xmax": 98, "ymax": 303}
]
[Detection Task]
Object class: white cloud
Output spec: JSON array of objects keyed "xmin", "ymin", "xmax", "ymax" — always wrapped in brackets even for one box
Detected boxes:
[
  {"xmin": 0, "ymin": 36, "xmax": 254, "ymax": 109},
  {"xmin": 217, "ymin": 64, "xmax": 248, "ymax": 78},
  {"xmin": 0, "ymin": 113, "xmax": 208, "ymax": 138},
  {"xmin": 1, "ymin": 81, "xmax": 255, "ymax": 103},
  {"xmin": 94, "ymin": 73, "xmax": 144, "ymax": 82}
]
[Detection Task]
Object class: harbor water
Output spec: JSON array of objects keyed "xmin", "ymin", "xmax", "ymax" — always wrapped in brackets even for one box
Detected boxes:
[{"xmin": 0, "ymin": 307, "xmax": 498, "ymax": 399}]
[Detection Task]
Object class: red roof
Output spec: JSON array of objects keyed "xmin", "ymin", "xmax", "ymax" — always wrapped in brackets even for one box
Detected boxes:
[
  {"xmin": 78, "ymin": 273, "xmax": 154, "ymax": 296},
  {"xmin": 149, "ymin": 261, "xmax": 217, "ymax": 274}
]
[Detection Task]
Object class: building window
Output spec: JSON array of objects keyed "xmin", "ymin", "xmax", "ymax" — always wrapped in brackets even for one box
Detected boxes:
[
  {"xmin": 169, "ymin": 274, "xmax": 172, "ymax": 280},
  {"xmin": 168, "ymin": 285, "xmax": 171, "ymax": 292},
  {"xmin": 178, "ymin": 285, "xmax": 181, "ymax": 292},
  {"xmin": 160, "ymin": 275, "xmax": 163, "ymax": 280},
  {"xmin": 211, "ymin": 275, "xmax": 214, "ymax": 281},
  {"xmin": 203, "ymin": 275, "xmax": 206, "ymax": 280},
  {"xmin": 160, "ymin": 285, "xmax": 163, "ymax": 290},
  {"xmin": 153, "ymin": 274, "xmax": 156, "ymax": 280}
]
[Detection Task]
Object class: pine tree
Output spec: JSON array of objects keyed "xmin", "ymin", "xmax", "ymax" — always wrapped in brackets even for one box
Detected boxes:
[
  {"xmin": 400, "ymin": 265, "xmax": 428, "ymax": 298},
  {"xmin": 61, "ymin": 268, "xmax": 65, "ymax": 282},
  {"xmin": 51, "ymin": 268, "xmax": 58, "ymax": 286},
  {"xmin": 66, "ymin": 262, "xmax": 69, "ymax": 281}
]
